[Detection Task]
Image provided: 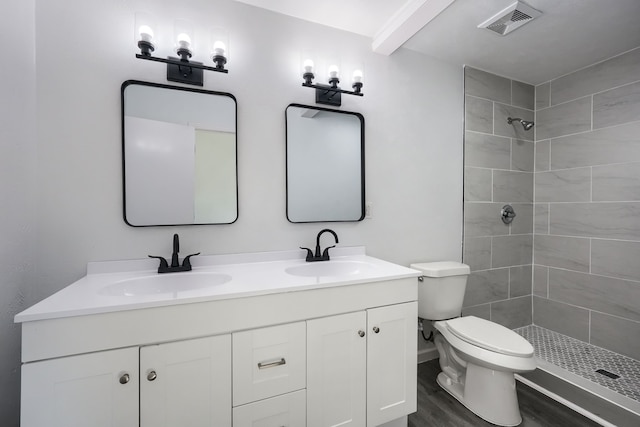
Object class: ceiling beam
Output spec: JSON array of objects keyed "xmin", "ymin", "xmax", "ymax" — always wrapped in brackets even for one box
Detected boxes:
[{"xmin": 372, "ymin": 0, "xmax": 456, "ymax": 55}]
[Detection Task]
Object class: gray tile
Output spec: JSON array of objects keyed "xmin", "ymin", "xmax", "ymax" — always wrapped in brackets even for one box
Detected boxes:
[
  {"xmin": 512, "ymin": 80, "xmax": 535, "ymax": 110},
  {"xmin": 510, "ymin": 203, "xmax": 533, "ymax": 235},
  {"xmin": 491, "ymin": 296, "xmax": 532, "ymax": 329},
  {"xmin": 591, "ymin": 312, "xmax": 640, "ymax": 360},
  {"xmin": 510, "ymin": 265, "xmax": 532, "ymax": 298},
  {"xmin": 535, "ymin": 140, "xmax": 550, "ymax": 171},
  {"xmin": 461, "ymin": 303, "xmax": 491, "ymax": 320},
  {"xmin": 593, "ymin": 81, "xmax": 640, "ymax": 130},
  {"xmin": 464, "ymin": 167, "xmax": 492, "ymax": 201},
  {"xmin": 463, "ymin": 268, "xmax": 509, "ymax": 306},
  {"xmin": 534, "ymin": 203, "xmax": 549, "ymax": 235},
  {"xmin": 494, "ymin": 103, "xmax": 535, "ymax": 141},
  {"xmin": 533, "ymin": 265, "xmax": 548, "ymax": 297},
  {"xmin": 550, "ymin": 47, "xmax": 640, "ymax": 106},
  {"xmin": 550, "ymin": 121, "xmax": 640, "ymax": 169},
  {"xmin": 492, "ymin": 235, "xmax": 533, "ymax": 268},
  {"xmin": 548, "ymin": 268, "xmax": 640, "ymax": 322},
  {"xmin": 465, "ymin": 67, "xmax": 511, "ymax": 103},
  {"xmin": 464, "ymin": 131, "xmax": 511, "ymax": 169},
  {"xmin": 493, "ymin": 170, "xmax": 533, "ymax": 202},
  {"xmin": 532, "ymin": 296, "xmax": 589, "ymax": 341},
  {"xmin": 551, "ymin": 202, "xmax": 640, "ymax": 240},
  {"xmin": 592, "ymin": 239, "xmax": 640, "ymax": 282},
  {"xmin": 463, "ymin": 236, "xmax": 492, "ymax": 271},
  {"xmin": 536, "ymin": 97, "xmax": 592, "ymax": 140},
  {"xmin": 512, "ymin": 139, "xmax": 534, "ymax": 172},
  {"xmin": 592, "ymin": 162, "xmax": 640, "ymax": 201},
  {"xmin": 464, "ymin": 202, "xmax": 510, "ymax": 237},
  {"xmin": 535, "ymin": 168, "xmax": 591, "ymax": 202},
  {"xmin": 536, "ymin": 82, "xmax": 550, "ymax": 110},
  {"xmin": 533, "ymin": 235, "xmax": 590, "ymax": 272},
  {"xmin": 465, "ymin": 96, "xmax": 493, "ymax": 133}
]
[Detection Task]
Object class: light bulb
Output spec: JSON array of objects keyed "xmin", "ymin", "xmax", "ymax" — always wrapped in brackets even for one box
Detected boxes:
[
  {"xmin": 177, "ymin": 33, "xmax": 191, "ymax": 50},
  {"xmin": 328, "ymin": 65, "xmax": 339, "ymax": 79},
  {"xmin": 352, "ymin": 69, "xmax": 363, "ymax": 83},
  {"xmin": 303, "ymin": 59, "xmax": 314, "ymax": 73},
  {"xmin": 213, "ymin": 40, "xmax": 226, "ymax": 56},
  {"xmin": 138, "ymin": 25, "xmax": 154, "ymax": 43}
]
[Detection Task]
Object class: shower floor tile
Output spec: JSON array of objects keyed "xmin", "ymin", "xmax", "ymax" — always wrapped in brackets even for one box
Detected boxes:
[{"xmin": 515, "ymin": 325, "xmax": 640, "ymax": 403}]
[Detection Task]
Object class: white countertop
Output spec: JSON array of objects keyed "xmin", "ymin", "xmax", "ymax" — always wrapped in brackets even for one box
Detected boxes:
[{"xmin": 15, "ymin": 247, "xmax": 420, "ymax": 323}]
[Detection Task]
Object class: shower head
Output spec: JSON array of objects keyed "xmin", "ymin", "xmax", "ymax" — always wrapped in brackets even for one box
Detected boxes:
[{"xmin": 507, "ymin": 117, "xmax": 534, "ymax": 131}]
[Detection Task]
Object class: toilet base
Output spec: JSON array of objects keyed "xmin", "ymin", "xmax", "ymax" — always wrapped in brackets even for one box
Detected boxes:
[{"xmin": 437, "ymin": 362, "xmax": 522, "ymax": 426}]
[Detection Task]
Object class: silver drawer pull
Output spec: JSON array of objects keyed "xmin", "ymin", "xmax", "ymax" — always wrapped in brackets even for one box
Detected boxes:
[{"xmin": 257, "ymin": 358, "xmax": 286, "ymax": 369}]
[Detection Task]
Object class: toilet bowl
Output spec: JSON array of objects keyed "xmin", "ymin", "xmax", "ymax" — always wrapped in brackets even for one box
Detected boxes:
[{"xmin": 410, "ymin": 262, "xmax": 536, "ymax": 426}]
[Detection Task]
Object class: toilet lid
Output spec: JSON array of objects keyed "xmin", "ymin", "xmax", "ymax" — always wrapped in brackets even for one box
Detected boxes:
[{"xmin": 445, "ymin": 316, "xmax": 534, "ymax": 357}]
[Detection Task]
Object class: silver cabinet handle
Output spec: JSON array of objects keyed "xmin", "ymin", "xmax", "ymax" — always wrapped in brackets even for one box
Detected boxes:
[
  {"xmin": 258, "ymin": 358, "xmax": 286, "ymax": 369},
  {"xmin": 147, "ymin": 370, "xmax": 157, "ymax": 381},
  {"xmin": 358, "ymin": 330, "xmax": 365, "ymax": 337},
  {"xmin": 119, "ymin": 373, "xmax": 130, "ymax": 384},
  {"xmin": 373, "ymin": 326, "xmax": 380, "ymax": 334}
]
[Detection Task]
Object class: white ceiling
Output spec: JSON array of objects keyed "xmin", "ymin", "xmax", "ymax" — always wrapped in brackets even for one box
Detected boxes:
[{"xmin": 233, "ymin": 0, "xmax": 640, "ymax": 85}]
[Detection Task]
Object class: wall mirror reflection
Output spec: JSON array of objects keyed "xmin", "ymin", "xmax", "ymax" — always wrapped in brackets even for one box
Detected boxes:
[
  {"xmin": 122, "ymin": 80, "xmax": 238, "ymax": 226},
  {"xmin": 286, "ymin": 104, "xmax": 365, "ymax": 223}
]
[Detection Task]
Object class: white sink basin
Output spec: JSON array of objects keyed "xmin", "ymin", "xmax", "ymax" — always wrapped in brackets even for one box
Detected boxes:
[
  {"xmin": 285, "ymin": 260, "xmax": 377, "ymax": 277},
  {"xmin": 99, "ymin": 272, "xmax": 232, "ymax": 297}
]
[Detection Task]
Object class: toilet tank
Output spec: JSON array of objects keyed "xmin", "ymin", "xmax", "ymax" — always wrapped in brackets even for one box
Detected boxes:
[{"xmin": 410, "ymin": 261, "xmax": 470, "ymax": 320}]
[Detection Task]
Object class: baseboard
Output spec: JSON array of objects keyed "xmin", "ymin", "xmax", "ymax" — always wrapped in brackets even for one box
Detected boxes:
[{"xmin": 417, "ymin": 347, "xmax": 439, "ymax": 364}]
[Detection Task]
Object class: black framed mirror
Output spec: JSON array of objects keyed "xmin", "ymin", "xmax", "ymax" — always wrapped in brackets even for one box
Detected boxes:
[
  {"xmin": 286, "ymin": 104, "xmax": 365, "ymax": 223},
  {"xmin": 121, "ymin": 80, "xmax": 238, "ymax": 226}
]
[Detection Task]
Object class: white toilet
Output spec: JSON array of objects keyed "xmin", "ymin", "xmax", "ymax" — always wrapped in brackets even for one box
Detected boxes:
[{"xmin": 410, "ymin": 261, "xmax": 536, "ymax": 426}]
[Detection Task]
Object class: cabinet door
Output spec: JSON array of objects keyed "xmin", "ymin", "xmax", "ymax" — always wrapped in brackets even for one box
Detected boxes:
[
  {"xmin": 140, "ymin": 334, "xmax": 232, "ymax": 427},
  {"xmin": 21, "ymin": 347, "xmax": 139, "ymax": 427},
  {"xmin": 366, "ymin": 302, "xmax": 417, "ymax": 427},
  {"xmin": 307, "ymin": 311, "xmax": 367, "ymax": 427}
]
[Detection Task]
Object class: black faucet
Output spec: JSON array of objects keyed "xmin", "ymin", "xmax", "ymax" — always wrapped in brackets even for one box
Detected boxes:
[
  {"xmin": 149, "ymin": 234, "xmax": 200, "ymax": 273},
  {"xmin": 301, "ymin": 229, "xmax": 339, "ymax": 262}
]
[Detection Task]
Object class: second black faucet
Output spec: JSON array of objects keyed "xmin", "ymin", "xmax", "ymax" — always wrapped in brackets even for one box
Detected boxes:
[
  {"xmin": 301, "ymin": 229, "xmax": 339, "ymax": 262},
  {"xmin": 149, "ymin": 234, "xmax": 200, "ymax": 273}
]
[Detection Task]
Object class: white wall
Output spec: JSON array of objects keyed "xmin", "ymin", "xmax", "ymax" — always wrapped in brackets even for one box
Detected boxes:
[{"xmin": 3, "ymin": 0, "xmax": 463, "ymax": 421}]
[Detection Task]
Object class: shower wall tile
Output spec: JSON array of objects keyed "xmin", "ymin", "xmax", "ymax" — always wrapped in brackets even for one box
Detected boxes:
[
  {"xmin": 464, "ymin": 203, "xmax": 510, "ymax": 237},
  {"xmin": 510, "ymin": 203, "xmax": 533, "ymax": 235},
  {"xmin": 535, "ymin": 82, "xmax": 550, "ymax": 110},
  {"xmin": 512, "ymin": 81, "xmax": 535, "ymax": 110},
  {"xmin": 464, "ymin": 167, "xmax": 492, "ymax": 201},
  {"xmin": 533, "ymin": 265, "xmax": 548, "ymax": 297},
  {"xmin": 533, "ymin": 235, "xmax": 590, "ymax": 272},
  {"xmin": 535, "ymin": 168, "xmax": 591, "ymax": 202},
  {"xmin": 510, "ymin": 265, "xmax": 532, "ymax": 298},
  {"xmin": 591, "ymin": 312, "xmax": 640, "ymax": 360},
  {"xmin": 462, "ymin": 303, "xmax": 491, "ymax": 320},
  {"xmin": 551, "ymin": 202, "xmax": 640, "ymax": 240},
  {"xmin": 491, "ymin": 296, "xmax": 532, "ymax": 329},
  {"xmin": 494, "ymin": 103, "xmax": 535, "ymax": 141},
  {"xmin": 550, "ymin": 47, "xmax": 640, "ymax": 106},
  {"xmin": 592, "ymin": 162, "xmax": 640, "ymax": 201},
  {"xmin": 492, "ymin": 235, "xmax": 533, "ymax": 268},
  {"xmin": 536, "ymin": 96, "xmax": 592, "ymax": 140},
  {"xmin": 548, "ymin": 268, "xmax": 640, "ymax": 322},
  {"xmin": 512, "ymin": 140, "xmax": 534, "ymax": 172},
  {"xmin": 593, "ymin": 81, "xmax": 640, "ymax": 129},
  {"xmin": 463, "ymin": 237, "xmax": 492, "ymax": 271},
  {"xmin": 550, "ymin": 121, "xmax": 640, "ymax": 169},
  {"xmin": 493, "ymin": 170, "xmax": 533, "ymax": 202},
  {"xmin": 592, "ymin": 239, "xmax": 640, "ymax": 282},
  {"xmin": 465, "ymin": 96, "xmax": 493, "ymax": 133},
  {"xmin": 534, "ymin": 204, "xmax": 549, "ymax": 235},
  {"xmin": 535, "ymin": 140, "xmax": 550, "ymax": 171},
  {"xmin": 533, "ymin": 296, "xmax": 589, "ymax": 342},
  {"xmin": 463, "ymin": 268, "xmax": 509, "ymax": 306},
  {"xmin": 465, "ymin": 67, "xmax": 511, "ymax": 103},
  {"xmin": 464, "ymin": 131, "xmax": 511, "ymax": 169}
]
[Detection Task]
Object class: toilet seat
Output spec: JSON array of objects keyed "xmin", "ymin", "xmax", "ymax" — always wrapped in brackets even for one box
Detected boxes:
[{"xmin": 445, "ymin": 316, "xmax": 533, "ymax": 357}]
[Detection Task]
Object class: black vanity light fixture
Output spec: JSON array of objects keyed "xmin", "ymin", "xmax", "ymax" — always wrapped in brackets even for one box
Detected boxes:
[
  {"xmin": 134, "ymin": 14, "xmax": 228, "ymax": 87},
  {"xmin": 301, "ymin": 59, "xmax": 363, "ymax": 107}
]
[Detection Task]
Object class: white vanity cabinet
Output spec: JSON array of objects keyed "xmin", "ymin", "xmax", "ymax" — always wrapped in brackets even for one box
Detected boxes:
[{"xmin": 307, "ymin": 302, "xmax": 417, "ymax": 427}]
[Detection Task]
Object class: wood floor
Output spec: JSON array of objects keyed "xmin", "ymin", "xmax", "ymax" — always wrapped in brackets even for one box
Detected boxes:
[{"xmin": 408, "ymin": 359, "xmax": 601, "ymax": 427}]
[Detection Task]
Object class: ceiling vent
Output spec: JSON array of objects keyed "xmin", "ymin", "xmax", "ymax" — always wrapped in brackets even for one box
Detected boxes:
[{"xmin": 478, "ymin": 1, "xmax": 542, "ymax": 36}]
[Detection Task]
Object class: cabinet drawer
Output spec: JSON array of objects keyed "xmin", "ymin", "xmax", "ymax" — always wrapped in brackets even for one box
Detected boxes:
[
  {"xmin": 233, "ymin": 322, "xmax": 306, "ymax": 406},
  {"xmin": 233, "ymin": 389, "xmax": 306, "ymax": 427}
]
